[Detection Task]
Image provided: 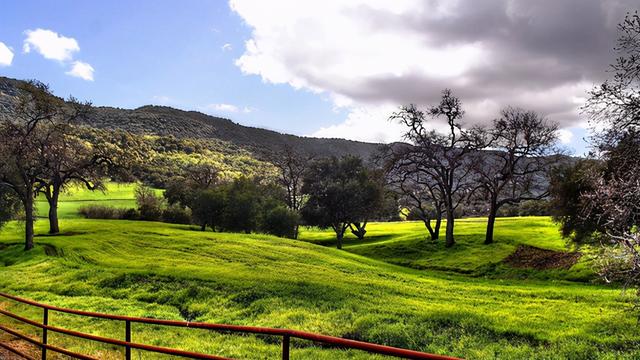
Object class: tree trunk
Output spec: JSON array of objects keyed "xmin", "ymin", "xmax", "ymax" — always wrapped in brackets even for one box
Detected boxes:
[
  {"xmin": 293, "ymin": 224, "xmax": 299, "ymax": 239},
  {"xmin": 24, "ymin": 187, "xmax": 35, "ymax": 251},
  {"xmin": 200, "ymin": 223, "xmax": 206, "ymax": 231},
  {"xmin": 334, "ymin": 223, "xmax": 345, "ymax": 249},
  {"xmin": 445, "ymin": 208, "xmax": 455, "ymax": 248},
  {"xmin": 349, "ymin": 222, "xmax": 367, "ymax": 240},
  {"xmin": 423, "ymin": 218, "xmax": 436, "ymax": 240},
  {"xmin": 433, "ymin": 215, "xmax": 441, "ymax": 240},
  {"xmin": 48, "ymin": 187, "xmax": 60, "ymax": 234},
  {"xmin": 484, "ymin": 200, "xmax": 498, "ymax": 245}
]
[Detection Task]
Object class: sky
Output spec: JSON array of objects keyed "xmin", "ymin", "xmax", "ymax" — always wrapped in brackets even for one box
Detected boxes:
[{"xmin": 1, "ymin": 0, "xmax": 636, "ymax": 155}]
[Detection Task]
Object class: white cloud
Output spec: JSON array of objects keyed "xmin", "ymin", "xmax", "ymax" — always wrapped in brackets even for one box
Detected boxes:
[
  {"xmin": 205, "ymin": 103, "xmax": 238, "ymax": 112},
  {"xmin": 556, "ymin": 129, "xmax": 574, "ymax": 144},
  {"xmin": 311, "ymin": 105, "xmax": 407, "ymax": 143},
  {"xmin": 202, "ymin": 103, "xmax": 253, "ymax": 114},
  {"xmin": 0, "ymin": 42, "xmax": 13, "ymax": 66},
  {"xmin": 222, "ymin": 43, "xmax": 233, "ymax": 51},
  {"xmin": 152, "ymin": 95, "xmax": 172, "ymax": 104},
  {"xmin": 23, "ymin": 29, "xmax": 79, "ymax": 62},
  {"xmin": 65, "ymin": 61, "xmax": 94, "ymax": 81},
  {"xmin": 230, "ymin": 0, "xmax": 628, "ymax": 144}
]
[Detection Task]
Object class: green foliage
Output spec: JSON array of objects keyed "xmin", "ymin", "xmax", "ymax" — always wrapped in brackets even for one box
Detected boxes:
[
  {"xmin": 78, "ymin": 204, "xmax": 128, "ymax": 219},
  {"xmin": 261, "ymin": 206, "xmax": 300, "ymax": 238},
  {"xmin": 222, "ymin": 177, "xmax": 261, "ymax": 233},
  {"xmin": 0, "ymin": 186, "xmax": 20, "ymax": 229},
  {"xmin": 191, "ymin": 188, "xmax": 226, "ymax": 231},
  {"xmin": 301, "ymin": 156, "xmax": 384, "ymax": 245},
  {"xmin": 135, "ymin": 184, "xmax": 164, "ymax": 221},
  {"xmin": 549, "ymin": 160, "xmax": 603, "ymax": 243},
  {"xmin": 162, "ymin": 204, "xmax": 192, "ymax": 225}
]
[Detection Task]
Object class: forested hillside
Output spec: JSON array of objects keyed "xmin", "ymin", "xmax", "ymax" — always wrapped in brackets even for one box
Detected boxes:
[{"xmin": 0, "ymin": 76, "xmax": 382, "ymax": 160}]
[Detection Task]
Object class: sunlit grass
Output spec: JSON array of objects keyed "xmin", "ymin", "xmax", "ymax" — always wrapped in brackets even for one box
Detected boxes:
[{"xmin": 0, "ymin": 184, "xmax": 636, "ymax": 359}]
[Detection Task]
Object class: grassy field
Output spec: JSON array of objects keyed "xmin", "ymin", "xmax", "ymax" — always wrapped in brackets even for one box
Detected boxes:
[
  {"xmin": 34, "ymin": 183, "xmax": 161, "ymax": 219},
  {"xmin": 298, "ymin": 218, "xmax": 595, "ymax": 282},
  {"xmin": 0, "ymin": 185, "xmax": 637, "ymax": 359}
]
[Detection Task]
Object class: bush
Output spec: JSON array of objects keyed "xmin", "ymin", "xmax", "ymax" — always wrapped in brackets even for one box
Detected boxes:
[
  {"xmin": 162, "ymin": 204, "xmax": 192, "ymax": 224},
  {"xmin": 261, "ymin": 206, "xmax": 299, "ymax": 238},
  {"xmin": 135, "ymin": 185, "xmax": 164, "ymax": 221},
  {"xmin": 120, "ymin": 208, "xmax": 140, "ymax": 220},
  {"xmin": 78, "ymin": 205, "xmax": 123, "ymax": 219}
]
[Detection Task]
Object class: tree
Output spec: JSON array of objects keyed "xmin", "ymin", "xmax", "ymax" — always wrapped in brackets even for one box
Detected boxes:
[
  {"xmin": 0, "ymin": 185, "xmax": 21, "ymax": 230},
  {"xmin": 301, "ymin": 156, "xmax": 383, "ymax": 249},
  {"xmin": 135, "ymin": 184, "xmax": 164, "ymax": 221},
  {"xmin": 348, "ymin": 167, "xmax": 384, "ymax": 240},
  {"xmin": 191, "ymin": 188, "xmax": 226, "ymax": 231},
  {"xmin": 471, "ymin": 107, "xmax": 558, "ymax": 244},
  {"xmin": 390, "ymin": 90, "xmax": 484, "ymax": 247},
  {"xmin": 222, "ymin": 177, "xmax": 261, "ymax": 234},
  {"xmin": 549, "ymin": 159, "xmax": 604, "ymax": 243},
  {"xmin": 577, "ymin": 11, "xmax": 640, "ymax": 297},
  {"xmin": 385, "ymin": 152, "xmax": 443, "ymax": 240},
  {"xmin": 37, "ymin": 122, "xmax": 121, "ymax": 234},
  {"xmin": 269, "ymin": 144, "xmax": 309, "ymax": 238},
  {"xmin": 0, "ymin": 81, "xmax": 61, "ymax": 250}
]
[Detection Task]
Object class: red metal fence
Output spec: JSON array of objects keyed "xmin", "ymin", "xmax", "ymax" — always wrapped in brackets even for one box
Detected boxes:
[{"xmin": 0, "ymin": 292, "xmax": 461, "ymax": 360}]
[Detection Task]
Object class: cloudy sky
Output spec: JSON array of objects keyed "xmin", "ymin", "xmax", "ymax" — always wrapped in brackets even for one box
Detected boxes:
[{"xmin": 1, "ymin": 0, "xmax": 636, "ymax": 154}]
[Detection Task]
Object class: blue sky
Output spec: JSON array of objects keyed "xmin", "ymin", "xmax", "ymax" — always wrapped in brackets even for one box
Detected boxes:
[
  {"xmin": 0, "ymin": 0, "xmax": 345, "ymax": 135},
  {"xmin": 1, "ymin": 0, "xmax": 626, "ymax": 155}
]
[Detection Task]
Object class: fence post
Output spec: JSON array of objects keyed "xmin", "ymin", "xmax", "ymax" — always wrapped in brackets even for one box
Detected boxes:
[
  {"xmin": 282, "ymin": 334, "xmax": 290, "ymax": 360},
  {"xmin": 41, "ymin": 308, "xmax": 48, "ymax": 360},
  {"xmin": 125, "ymin": 320, "xmax": 131, "ymax": 360}
]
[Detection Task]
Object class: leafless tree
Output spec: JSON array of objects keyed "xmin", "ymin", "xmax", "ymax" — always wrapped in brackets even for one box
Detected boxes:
[
  {"xmin": 391, "ymin": 90, "xmax": 485, "ymax": 247},
  {"xmin": 580, "ymin": 11, "xmax": 640, "ymax": 301},
  {"xmin": 385, "ymin": 148, "xmax": 443, "ymax": 240},
  {"xmin": 471, "ymin": 107, "xmax": 558, "ymax": 245},
  {"xmin": 270, "ymin": 144, "xmax": 309, "ymax": 238}
]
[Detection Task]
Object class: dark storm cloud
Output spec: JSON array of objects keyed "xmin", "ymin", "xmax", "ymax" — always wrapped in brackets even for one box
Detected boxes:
[{"xmin": 233, "ymin": 0, "xmax": 640, "ymax": 134}]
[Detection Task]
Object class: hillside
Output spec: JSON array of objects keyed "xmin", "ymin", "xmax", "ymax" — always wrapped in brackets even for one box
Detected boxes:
[
  {"xmin": 0, "ymin": 218, "xmax": 637, "ymax": 359},
  {"xmin": 0, "ymin": 76, "xmax": 382, "ymax": 160},
  {"xmin": 0, "ymin": 185, "xmax": 633, "ymax": 359}
]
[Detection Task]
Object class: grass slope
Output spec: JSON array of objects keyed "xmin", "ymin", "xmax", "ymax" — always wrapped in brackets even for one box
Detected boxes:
[
  {"xmin": 299, "ymin": 218, "xmax": 595, "ymax": 282},
  {"xmin": 0, "ymin": 184, "xmax": 636, "ymax": 359}
]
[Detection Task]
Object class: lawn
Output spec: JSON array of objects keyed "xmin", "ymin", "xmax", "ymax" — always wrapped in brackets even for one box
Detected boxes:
[
  {"xmin": 0, "ymin": 184, "xmax": 637, "ymax": 359},
  {"xmin": 34, "ymin": 183, "xmax": 162, "ymax": 219}
]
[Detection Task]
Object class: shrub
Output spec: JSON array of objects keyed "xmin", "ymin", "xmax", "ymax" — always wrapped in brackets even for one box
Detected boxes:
[
  {"xmin": 162, "ymin": 204, "xmax": 192, "ymax": 224},
  {"xmin": 261, "ymin": 206, "xmax": 299, "ymax": 238},
  {"xmin": 135, "ymin": 184, "xmax": 164, "ymax": 221},
  {"xmin": 120, "ymin": 208, "xmax": 140, "ymax": 220},
  {"xmin": 78, "ymin": 205, "xmax": 122, "ymax": 219}
]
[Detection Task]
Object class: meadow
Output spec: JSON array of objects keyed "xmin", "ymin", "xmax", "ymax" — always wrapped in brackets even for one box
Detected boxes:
[{"xmin": 0, "ymin": 185, "xmax": 638, "ymax": 359}]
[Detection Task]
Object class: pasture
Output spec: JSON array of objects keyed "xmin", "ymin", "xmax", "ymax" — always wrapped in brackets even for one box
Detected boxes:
[{"xmin": 0, "ymin": 184, "xmax": 637, "ymax": 359}]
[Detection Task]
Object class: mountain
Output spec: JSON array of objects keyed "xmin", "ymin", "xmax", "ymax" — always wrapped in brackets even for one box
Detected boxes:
[{"xmin": 0, "ymin": 76, "xmax": 382, "ymax": 160}]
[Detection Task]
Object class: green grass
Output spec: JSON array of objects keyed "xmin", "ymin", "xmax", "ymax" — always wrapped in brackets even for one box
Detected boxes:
[
  {"xmin": 35, "ymin": 183, "xmax": 162, "ymax": 219},
  {"xmin": 298, "ymin": 218, "xmax": 595, "ymax": 282},
  {"xmin": 0, "ymin": 184, "xmax": 637, "ymax": 359}
]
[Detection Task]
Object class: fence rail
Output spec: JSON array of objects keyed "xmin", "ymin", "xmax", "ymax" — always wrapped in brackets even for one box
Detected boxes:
[{"xmin": 0, "ymin": 292, "xmax": 462, "ymax": 360}]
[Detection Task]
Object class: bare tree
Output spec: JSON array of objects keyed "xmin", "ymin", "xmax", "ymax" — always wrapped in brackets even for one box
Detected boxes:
[
  {"xmin": 579, "ymin": 11, "xmax": 640, "ymax": 300},
  {"xmin": 472, "ymin": 107, "xmax": 558, "ymax": 245},
  {"xmin": 270, "ymin": 144, "xmax": 309, "ymax": 238},
  {"xmin": 391, "ymin": 90, "xmax": 484, "ymax": 247},
  {"xmin": 385, "ymin": 149, "xmax": 443, "ymax": 240}
]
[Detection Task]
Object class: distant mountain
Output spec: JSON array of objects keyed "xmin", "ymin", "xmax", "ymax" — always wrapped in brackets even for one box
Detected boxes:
[{"xmin": 0, "ymin": 76, "xmax": 383, "ymax": 160}]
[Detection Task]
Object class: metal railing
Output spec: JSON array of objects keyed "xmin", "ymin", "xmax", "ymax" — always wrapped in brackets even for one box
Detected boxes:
[{"xmin": 0, "ymin": 292, "xmax": 462, "ymax": 360}]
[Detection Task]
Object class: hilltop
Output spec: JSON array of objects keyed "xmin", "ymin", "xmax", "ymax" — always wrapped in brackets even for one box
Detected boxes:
[{"xmin": 0, "ymin": 76, "xmax": 382, "ymax": 159}]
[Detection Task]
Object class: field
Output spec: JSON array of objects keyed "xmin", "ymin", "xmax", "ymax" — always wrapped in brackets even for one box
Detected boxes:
[{"xmin": 0, "ymin": 185, "xmax": 638, "ymax": 359}]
